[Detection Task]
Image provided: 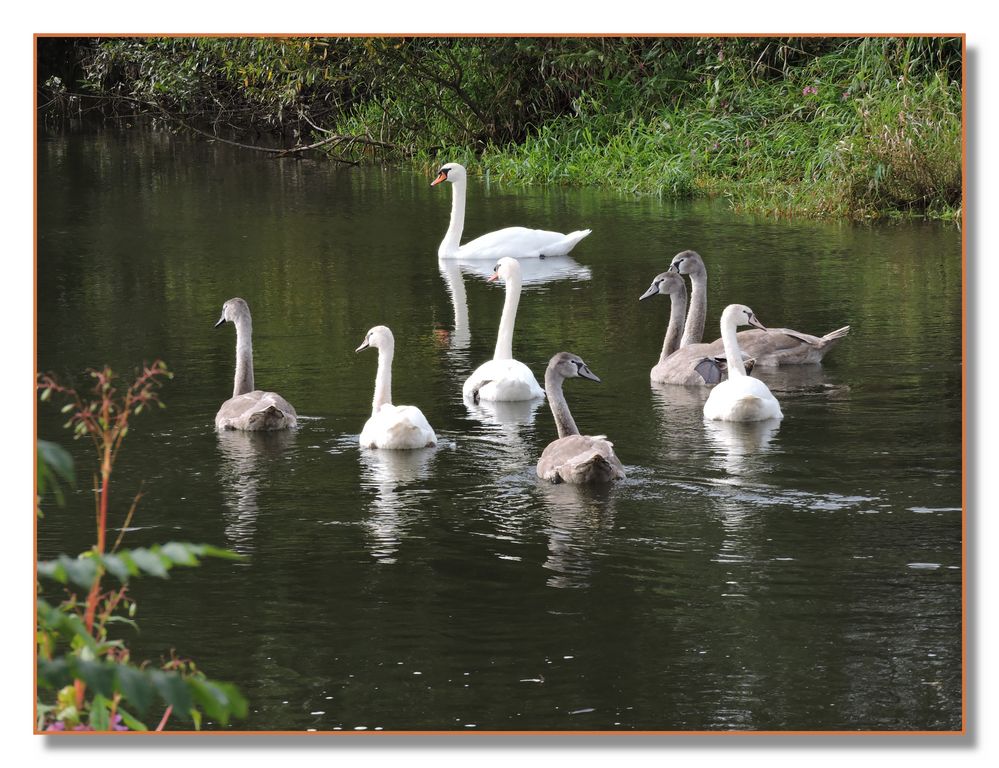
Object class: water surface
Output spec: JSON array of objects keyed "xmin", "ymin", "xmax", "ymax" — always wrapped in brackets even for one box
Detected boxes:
[{"xmin": 36, "ymin": 127, "xmax": 962, "ymax": 731}]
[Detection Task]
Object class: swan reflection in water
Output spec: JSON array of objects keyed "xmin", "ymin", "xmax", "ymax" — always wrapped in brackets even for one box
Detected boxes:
[
  {"xmin": 216, "ymin": 428, "xmax": 297, "ymax": 554},
  {"xmin": 460, "ymin": 397, "xmax": 546, "ymax": 479},
  {"xmin": 703, "ymin": 418, "xmax": 782, "ymax": 477},
  {"xmin": 436, "ymin": 255, "xmax": 592, "ymax": 356},
  {"xmin": 538, "ymin": 482, "xmax": 616, "ymax": 589},
  {"xmin": 456, "ymin": 255, "xmax": 591, "ymax": 285},
  {"xmin": 357, "ymin": 447, "xmax": 437, "ymax": 564}
]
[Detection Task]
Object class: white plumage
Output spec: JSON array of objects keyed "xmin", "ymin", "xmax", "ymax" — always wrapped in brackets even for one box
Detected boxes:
[
  {"xmin": 432, "ymin": 162, "xmax": 591, "ymax": 259},
  {"xmin": 703, "ymin": 305, "xmax": 784, "ymax": 422},
  {"xmin": 356, "ymin": 326, "xmax": 438, "ymax": 450},
  {"xmin": 463, "ymin": 257, "xmax": 545, "ymax": 403}
]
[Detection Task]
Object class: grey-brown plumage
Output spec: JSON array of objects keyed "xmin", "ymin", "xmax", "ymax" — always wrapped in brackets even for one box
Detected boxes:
[
  {"xmin": 214, "ymin": 298, "xmax": 298, "ymax": 431},
  {"xmin": 669, "ymin": 249, "xmax": 850, "ymax": 366},
  {"xmin": 639, "ymin": 268, "xmax": 751, "ymax": 386},
  {"xmin": 536, "ymin": 353, "xmax": 625, "ymax": 485},
  {"xmin": 701, "ymin": 325, "xmax": 850, "ymax": 366}
]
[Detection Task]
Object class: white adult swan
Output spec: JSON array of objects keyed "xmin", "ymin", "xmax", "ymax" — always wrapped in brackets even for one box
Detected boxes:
[
  {"xmin": 214, "ymin": 298, "xmax": 298, "ymax": 431},
  {"xmin": 463, "ymin": 257, "xmax": 546, "ymax": 403},
  {"xmin": 536, "ymin": 352, "xmax": 626, "ymax": 484},
  {"xmin": 669, "ymin": 249, "xmax": 850, "ymax": 365},
  {"xmin": 431, "ymin": 162, "xmax": 591, "ymax": 259},
  {"xmin": 639, "ymin": 270, "xmax": 750, "ymax": 386},
  {"xmin": 356, "ymin": 326, "xmax": 438, "ymax": 449},
  {"xmin": 703, "ymin": 305, "xmax": 784, "ymax": 422}
]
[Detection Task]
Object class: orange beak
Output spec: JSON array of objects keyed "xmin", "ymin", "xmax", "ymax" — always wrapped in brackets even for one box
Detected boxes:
[
  {"xmin": 487, "ymin": 272, "xmax": 499, "ymax": 282},
  {"xmin": 430, "ymin": 171, "xmax": 447, "ymax": 186}
]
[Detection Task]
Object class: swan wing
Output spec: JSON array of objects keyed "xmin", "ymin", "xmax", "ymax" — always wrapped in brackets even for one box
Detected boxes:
[
  {"xmin": 703, "ymin": 377, "xmax": 783, "ymax": 422},
  {"xmin": 463, "ymin": 358, "xmax": 545, "ymax": 402},
  {"xmin": 361, "ymin": 404, "xmax": 437, "ymax": 449},
  {"xmin": 537, "ymin": 435, "xmax": 625, "ymax": 484},
  {"xmin": 705, "ymin": 327, "xmax": 849, "ymax": 365},
  {"xmin": 457, "ymin": 227, "xmax": 591, "ymax": 259},
  {"xmin": 216, "ymin": 390, "xmax": 297, "ymax": 431}
]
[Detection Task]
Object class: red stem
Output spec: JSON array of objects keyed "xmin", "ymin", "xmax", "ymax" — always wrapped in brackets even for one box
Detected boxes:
[{"xmin": 155, "ymin": 706, "xmax": 173, "ymax": 732}]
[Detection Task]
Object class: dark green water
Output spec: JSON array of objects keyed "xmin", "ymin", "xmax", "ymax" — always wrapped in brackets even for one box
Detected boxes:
[{"xmin": 36, "ymin": 128, "xmax": 962, "ymax": 732}]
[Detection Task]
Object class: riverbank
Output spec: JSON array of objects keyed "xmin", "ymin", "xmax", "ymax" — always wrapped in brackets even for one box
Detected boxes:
[{"xmin": 39, "ymin": 36, "xmax": 963, "ymax": 221}]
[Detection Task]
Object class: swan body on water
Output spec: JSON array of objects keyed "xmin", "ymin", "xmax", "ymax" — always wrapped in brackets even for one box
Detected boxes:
[
  {"xmin": 639, "ymin": 269, "xmax": 750, "ymax": 386},
  {"xmin": 536, "ymin": 352, "xmax": 625, "ymax": 484},
  {"xmin": 214, "ymin": 298, "xmax": 297, "ymax": 431},
  {"xmin": 356, "ymin": 326, "xmax": 438, "ymax": 450},
  {"xmin": 463, "ymin": 257, "xmax": 546, "ymax": 403},
  {"xmin": 703, "ymin": 305, "xmax": 784, "ymax": 422},
  {"xmin": 669, "ymin": 249, "xmax": 850, "ymax": 366},
  {"xmin": 432, "ymin": 163, "xmax": 591, "ymax": 259}
]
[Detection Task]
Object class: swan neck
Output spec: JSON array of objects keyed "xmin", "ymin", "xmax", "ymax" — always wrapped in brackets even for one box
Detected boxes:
[
  {"xmin": 661, "ymin": 286, "xmax": 688, "ymax": 363},
  {"xmin": 372, "ymin": 345, "xmax": 394, "ymax": 413},
  {"xmin": 720, "ymin": 313, "xmax": 747, "ymax": 378},
  {"xmin": 544, "ymin": 372, "xmax": 579, "ymax": 439},
  {"xmin": 682, "ymin": 271, "xmax": 707, "ymax": 347},
  {"xmin": 439, "ymin": 177, "xmax": 466, "ymax": 257},
  {"xmin": 493, "ymin": 272, "xmax": 521, "ymax": 360},
  {"xmin": 232, "ymin": 316, "xmax": 255, "ymax": 397}
]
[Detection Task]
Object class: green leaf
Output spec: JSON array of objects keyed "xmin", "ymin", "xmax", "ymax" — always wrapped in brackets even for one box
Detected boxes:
[
  {"xmin": 37, "ymin": 440, "xmax": 74, "ymax": 507},
  {"xmin": 187, "ymin": 678, "xmax": 248, "ymax": 725},
  {"xmin": 100, "ymin": 553, "xmax": 134, "ymax": 583},
  {"xmin": 37, "ymin": 658, "xmax": 73, "ymax": 690},
  {"xmin": 75, "ymin": 659, "xmax": 117, "ymax": 698},
  {"xmin": 90, "ymin": 694, "xmax": 111, "ymax": 731},
  {"xmin": 37, "ymin": 598, "xmax": 100, "ymax": 654},
  {"xmin": 159, "ymin": 542, "xmax": 200, "ymax": 566},
  {"xmin": 39, "ymin": 441, "xmax": 74, "ymax": 483},
  {"xmin": 116, "ymin": 664, "xmax": 155, "ymax": 715},
  {"xmin": 149, "ymin": 670, "xmax": 194, "ymax": 718},
  {"xmin": 37, "ymin": 555, "xmax": 98, "ymax": 589},
  {"xmin": 127, "ymin": 548, "xmax": 170, "ymax": 579},
  {"xmin": 116, "ymin": 705, "xmax": 148, "ymax": 731}
]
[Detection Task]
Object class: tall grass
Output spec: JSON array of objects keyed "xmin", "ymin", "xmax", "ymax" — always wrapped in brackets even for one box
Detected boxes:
[
  {"xmin": 59, "ymin": 36, "xmax": 962, "ymax": 221},
  {"xmin": 467, "ymin": 38, "xmax": 962, "ymax": 220}
]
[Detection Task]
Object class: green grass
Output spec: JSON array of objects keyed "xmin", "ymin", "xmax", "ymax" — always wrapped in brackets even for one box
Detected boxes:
[{"xmin": 463, "ymin": 67, "xmax": 961, "ymax": 221}]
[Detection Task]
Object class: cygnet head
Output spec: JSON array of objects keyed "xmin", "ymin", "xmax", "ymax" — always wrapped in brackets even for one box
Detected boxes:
[
  {"xmin": 547, "ymin": 352, "xmax": 601, "ymax": 383},
  {"xmin": 722, "ymin": 303, "xmax": 768, "ymax": 331},
  {"xmin": 639, "ymin": 270, "xmax": 687, "ymax": 301},
  {"xmin": 356, "ymin": 325, "xmax": 395, "ymax": 353},
  {"xmin": 668, "ymin": 249, "xmax": 706, "ymax": 277},
  {"xmin": 487, "ymin": 256, "xmax": 521, "ymax": 283},
  {"xmin": 430, "ymin": 162, "xmax": 467, "ymax": 186},
  {"xmin": 214, "ymin": 297, "xmax": 251, "ymax": 328}
]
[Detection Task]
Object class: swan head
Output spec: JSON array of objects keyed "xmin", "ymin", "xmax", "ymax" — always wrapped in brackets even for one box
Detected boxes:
[
  {"xmin": 430, "ymin": 162, "xmax": 467, "ymax": 186},
  {"xmin": 668, "ymin": 250, "xmax": 706, "ymax": 277},
  {"xmin": 547, "ymin": 352, "xmax": 601, "ymax": 383},
  {"xmin": 214, "ymin": 297, "xmax": 250, "ymax": 328},
  {"xmin": 356, "ymin": 325, "xmax": 395, "ymax": 353},
  {"xmin": 487, "ymin": 256, "xmax": 521, "ymax": 283},
  {"xmin": 722, "ymin": 303, "xmax": 768, "ymax": 331},
  {"xmin": 639, "ymin": 270, "xmax": 686, "ymax": 301}
]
